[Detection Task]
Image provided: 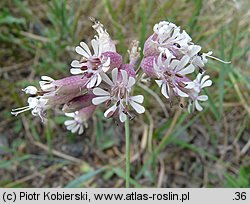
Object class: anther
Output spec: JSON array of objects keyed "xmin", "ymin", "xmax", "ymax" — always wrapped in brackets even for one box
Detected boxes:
[
  {"xmin": 178, "ymin": 81, "xmax": 186, "ymax": 88},
  {"xmin": 105, "ymin": 99, "xmax": 111, "ymax": 107},
  {"xmin": 173, "ymin": 43, "xmax": 181, "ymax": 48},
  {"xmin": 107, "ymin": 111, "xmax": 114, "ymax": 118},
  {"xmin": 175, "ymin": 73, "xmax": 183, "ymax": 78}
]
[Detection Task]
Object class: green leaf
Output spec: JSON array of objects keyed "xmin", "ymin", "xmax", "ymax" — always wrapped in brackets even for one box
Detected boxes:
[
  {"xmin": 65, "ymin": 168, "xmax": 105, "ymax": 188},
  {"xmin": 0, "ymin": 155, "xmax": 31, "ymax": 169},
  {"xmin": 112, "ymin": 167, "xmax": 142, "ymax": 187},
  {"xmin": 0, "ymin": 10, "xmax": 25, "ymax": 25}
]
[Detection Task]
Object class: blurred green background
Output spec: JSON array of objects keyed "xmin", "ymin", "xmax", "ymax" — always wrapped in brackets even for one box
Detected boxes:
[{"xmin": 0, "ymin": 0, "xmax": 249, "ymax": 187}]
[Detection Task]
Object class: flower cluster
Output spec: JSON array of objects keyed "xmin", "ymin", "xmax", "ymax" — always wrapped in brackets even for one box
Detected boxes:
[
  {"xmin": 12, "ymin": 19, "xmax": 144, "ymax": 134},
  {"xmin": 141, "ymin": 20, "xmax": 229, "ymax": 110},
  {"xmin": 12, "ymin": 19, "xmax": 228, "ymax": 134}
]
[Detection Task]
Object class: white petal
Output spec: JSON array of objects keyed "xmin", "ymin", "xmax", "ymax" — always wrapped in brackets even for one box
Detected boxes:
[
  {"xmin": 92, "ymin": 96, "xmax": 110, "ymax": 105},
  {"xmin": 71, "ymin": 124, "xmax": 80, "ymax": 133},
  {"xmin": 163, "ymin": 49, "xmax": 173, "ymax": 58},
  {"xmin": 157, "ymin": 53, "xmax": 163, "ymax": 67},
  {"xmin": 39, "ymin": 98, "xmax": 48, "ymax": 106},
  {"xmin": 197, "ymin": 95, "xmax": 208, "ymax": 101},
  {"xmin": 130, "ymin": 95, "xmax": 144, "ymax": 103},
  {"xmin": 201, "ymin": 79, "xmax": 212, "ymax": 88},
  {"xmin": 189, "ymin": 45, "xmax": 201, "ymax": 57},
  {"xmin": 11, "ymin": 105, "xmax": 30, "ymax": 111},
  {"xmin": 70, "ymin": 68, "xmax": 84, "ymax": 75},
  {"xmin": 78, "ymin": 125, "xmax": 84, "ymax": 135},
  {"xmin": 188, "ymin": 102, "xmax": 193, "ymax": 113},
  {"xmin": 119, "ymin": 111, "xmax": 127, "ymax": 123},
  {"xmin": 155, "ymin": 79, "xmax": 163, "ymax": 87},
  {"xmin": 172, "ymin": 27, "xmax": 180, "ymax": 38},
  {"xmin": 161, "ymin": 83, "xmax": 169, "ymax": 98},
  {"xmin": 174, "ymin": 87, "xmax": 189, "ymax": 97},
  {"xmin": 91, "ymin": 39, "xmax": 99, "ymax": 56},
  {"xmin": 164, "ymin": 55, "xmax": 172, "ymax": 67},
  {"xmin": 93, "ymin": 87, "xmax": 110, "ymax": 96},
  {"xmin": 71, "ymin": 60, "xmax": 84, "ymax": 68},
  {"xmin": 27, "ymin": 97, "xmax": 39, "ymax": 108},
  {"xmin": 184, "ymin": 82, "xmax": 195, "ymax": 89},
  {"xmin": 100, "ymin": 72, "xmax": 113, "ymax": 86},
  {"xmin": 121, "ymin": 70, "xmax": 128, "ymax": 84},
  {"xmin": 102, "ymin": 57, "xmax": 110, "ymax": 67},
  {"xmin": 130, "ymin": 101, "xmax": 145, "ymax": 114},
  {"xmin": 80, "ymin": 41, "xmax": 91, "ymax": 56},
  {"xmin": 96, "ymin": 74, "xmax": 102, "ymax": 87},
  {"xmin": 169, "ymin": 59, "xmax": 179, "ymax": 70},
  {"xmin": 22, "ymin": 86, "xmax": 38, "ymax": 95},
  {"xmin": 104, "ymin": 104, "xmax": 117, "ymax": 118},
  {"xmin": 65, "ymin": 112, "xmax": 75, "ymax": 117},
  {"xmin": 87, "ymin": 76, "xmax": 97, "ymax": 88},
  {"xmin": 102, "ymin": 65, "xmax": 110, "ymax": 73},
  {"xmin": 195, "ymin": 100, "xmax": 203, "ymax": 111},
  {"xmin": 201, "ymin": 75, "xmax": 210, "ymax": 84},
  {"xmin": 127, "ymin": 77, "xmax": 135, "ymax": 88},
  {"xmin": 112, "ymin": 68, "xmax": 118, "ymax": 84},
  {"xmin": 153, "ymin": 59, "xmax": 160, "ymax": 72},
  {"xmin": 41, "ymin": 76, "xmax": 54, "ymax": 82},
  {"xmin": 175, "ymin": 56, "xmax": 190, "ymax": 71},
  {"xmin": 66, "ymin": 123, "xmax": 77, "ymax": 131},
  {"xmin": 64, "ymin": 120, "xmax": 76, "ymax": 126},
  {"xmin": 39, "ymin": 83, "xmax": 54, "ymax": 91},
  {"xmin": 75, "ymin": 46, "xmax": 90, "ymax": 58},
  {"xmin": 196, "ymin": 73, "xmax": 203, "ymax": 83},
  {"xmin": 11, "ymin": 106, "xmax": 31, "ymax": 115},
  {"xmin": 178, "ymin": 64, "xmax": 195, "ymax": 75}
]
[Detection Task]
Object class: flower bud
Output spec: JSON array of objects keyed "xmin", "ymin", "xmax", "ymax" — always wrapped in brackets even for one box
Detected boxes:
[
  {"xmin": 143, "ymin": 35, "xmax": 159, "ymax": 57},
  {"xmin": 62, "ymin": 94, "xmax": 95, "ymax": 113},
  {"xmin": 141, "ymin": 56, "xmax": 158, "ymax": 77},
  {"xmin": 101, "ymin": 51, "xmax": 122, "ymax": 71}
]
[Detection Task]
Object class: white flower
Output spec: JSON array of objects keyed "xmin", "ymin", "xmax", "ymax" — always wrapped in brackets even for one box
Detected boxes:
[
  {"xmin": 64, "ymin": 112, "xmax": 86, "ymax": 135},
  {"xmin": 91, "ymin": 18, "xmax": 116, "ymax": 52},
  {"xmin": 191, "ymin": 51, "xmax": 231, "ymax": 71},
  {"xmin": 188, "ymin": 73, "xmax": 212, "ymax": 112},
  {"xmin": 154, "ymin": 54, "xmax": 195, "ymax": 99},
  {"xmin": 70, "ymin": 40, "xmax": 110, "ymax": 88},
  {"xmin": 92, "ymin": 68, "xmax": 145, "ymax": 122},
  {"xmin": 153, "ymin": 21, "xmax": 192, "ymax": 58},
  {"xmin": 39, "ymin": 76, "xmax": 55, "ymax": 92},
  {"xmin": 22, "ymin": 86, "xmax": 38, "ymax": 95},
  {"xmin": 11, "ymin": 97, "xmax": 48, "ymax": 122}
]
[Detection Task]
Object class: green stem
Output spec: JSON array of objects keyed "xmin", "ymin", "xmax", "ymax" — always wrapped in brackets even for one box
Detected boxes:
[{"xmin": 125, "ymin": 116, "xmax": 130, "ymax": 188}]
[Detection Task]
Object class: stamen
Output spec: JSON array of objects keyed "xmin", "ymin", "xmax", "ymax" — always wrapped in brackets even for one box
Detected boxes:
[
  {"xmin": 206, "ymin": 55, "xmax": 231, "ymax": 64},
  {"xmin": 175, "ymin": 73, "xmax": 183, "ymax": 78},
  {"xmin": 11, "ymin": 106, "xmax": 30, "ymax": 111},
  {"xmin": 80, "ymin": 58, "xmax": 87, "ymax": 63},
  {"xmin": 199, "ymin": 67, "xmax": 204, "ymax": 73},
  {"xmin": 11, "ymin": 106, "xmax": 31, "ymax": 116},
  {"xmin": 80, "ymin": 66, "xmax": 88, "ymax": 71},
  {"xmin": 106, "ymin": 111, "xmax": 114, "ymax": 118},
  {"xmin": 120, "ymin": 89, "xmax": 125, "ymax": 99},
  {"xmin": 105, "ymin": 99, "xmax": 111, "ymax": 107},
  {"xmin": 173, "ymin": 43, "xmax": 181, "ymax": 48},
  {"xmin": 165, "ymin": 70, "xmax": 172, "ymax": 76},
  {"xmin": 86, "ymin": 73, "xmax": 93, "ymax": 78},
  {"xmin": 178, "ymin": 81, "xmax": 186, "ymax": 88},
  {"xmin": 197, "ymin": 52, "xmax": 202, "ymax": 56}
]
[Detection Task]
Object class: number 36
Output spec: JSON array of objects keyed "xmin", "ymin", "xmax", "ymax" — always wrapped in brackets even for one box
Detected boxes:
[{"xmin": 234, "ymin": 192, "xmax": 246, "ymax": 200}]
